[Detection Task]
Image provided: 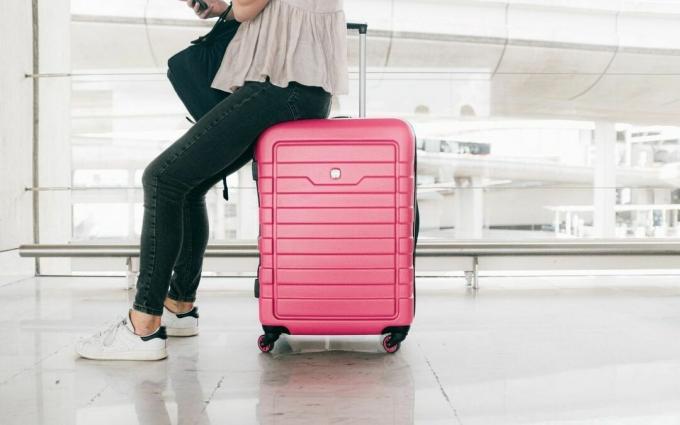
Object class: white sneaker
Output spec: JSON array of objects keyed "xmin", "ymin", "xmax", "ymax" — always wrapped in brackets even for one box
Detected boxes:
[
  {"xmin": 76, "ymin": 313, "xmax": 168, "ymax": 361},
  {"xmin": 161, "ymin": 305, "xmax": 199, "ymax": 337}
]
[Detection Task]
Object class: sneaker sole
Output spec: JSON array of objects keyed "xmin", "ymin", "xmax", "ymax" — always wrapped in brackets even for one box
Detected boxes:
[
  {"xmin": 166, "ymin": 327, "xmax": 199, "ymax": 337},
  {"xmin": 77, "ymin": 348, "xmax": 168, "ymax": 361}
]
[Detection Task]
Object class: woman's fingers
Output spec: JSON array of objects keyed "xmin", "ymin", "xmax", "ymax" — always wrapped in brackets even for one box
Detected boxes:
[{"xmin": 183, "ymin": 0, "xmax": 219, "ymax": 19}]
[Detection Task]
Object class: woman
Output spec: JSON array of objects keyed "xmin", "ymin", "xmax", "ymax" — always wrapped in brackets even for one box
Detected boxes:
[{"xmin": 76, "ymin": 0, "xmax": 348, "ymax": 360}]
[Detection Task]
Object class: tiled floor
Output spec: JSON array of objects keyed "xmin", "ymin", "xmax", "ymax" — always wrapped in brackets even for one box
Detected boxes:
[{"xmin": 2, "ymin": 275, "xmax": 680, "ymax": 424}]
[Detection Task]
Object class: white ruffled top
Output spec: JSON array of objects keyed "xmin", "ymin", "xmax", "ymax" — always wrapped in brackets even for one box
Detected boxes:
[{"xmin": 211, "ymin": 0, "xmax": 348, "ymax": 96}]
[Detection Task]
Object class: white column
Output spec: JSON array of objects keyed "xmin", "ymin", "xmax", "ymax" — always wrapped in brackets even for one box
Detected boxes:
[
  {"xmin": 654, "ymin": 188, "xmax": 671, "ymax": 237},
  {"xmin": 37, "ymin": 0, "xmax": 72, "ymax": 274},
  {"xmin": 593, "ymin": 122, "xmax": 616, "ymax": 238},
  {"xmin": 453, "ymin": 177, "xmax": 484, "ymax": 239},
  {"xmin": 0, "ymin": 1, "xmax": 34, "ymax": 274},
  {"xmin": 624, "ymin": 128, "xmax": 633, "ymax": 167},
  {"xmin": 565, "ymin": 211, "xmax": 572, "ymax": 237}
]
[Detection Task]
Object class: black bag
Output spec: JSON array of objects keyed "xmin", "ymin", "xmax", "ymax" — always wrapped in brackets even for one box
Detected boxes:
[
  {"xmin": 167, "ymin": 6, "xmax": 240, "ymax": 200},
  {"xmin": 167, "ymin": 7, "xmax": 240, "ymax": 121}
]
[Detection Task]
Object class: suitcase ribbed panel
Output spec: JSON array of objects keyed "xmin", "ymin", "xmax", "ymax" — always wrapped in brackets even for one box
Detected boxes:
[
  {"xmin": 273, "ymin": 142, "xmax": 398, "ymax": 318},
  {"xmin": 256, "ymin": 118, "xmax": 415, "ymax": 332}
]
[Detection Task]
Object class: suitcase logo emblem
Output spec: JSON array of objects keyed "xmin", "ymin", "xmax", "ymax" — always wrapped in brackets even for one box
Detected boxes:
[{"xmin": 330, "ymin": 168, "xmax": 341, "ymax": 180}]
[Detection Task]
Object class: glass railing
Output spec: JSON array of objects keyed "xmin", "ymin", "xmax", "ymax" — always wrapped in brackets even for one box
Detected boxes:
[{"xmin": 25, "ymin": 2, "xmax": 680, "ymax": 276}]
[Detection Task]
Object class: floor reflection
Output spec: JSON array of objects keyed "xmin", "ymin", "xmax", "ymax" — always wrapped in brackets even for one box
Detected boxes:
[
  {"xmin": 255, "ymin": 336, "xmax": 415, "ymax": 425},
  {"xmin": 74, "ymin": 335, "xmax": 414, "ymax": 425},
  {"xmin": 75, "ymin": 340, "xmax": 213, "ymax": 425}
]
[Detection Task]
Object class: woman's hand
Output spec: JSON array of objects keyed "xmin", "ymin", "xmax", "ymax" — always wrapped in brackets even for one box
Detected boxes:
[
  {"xmin": 182, "ymin": 0, "xmax": 229, "ymax": 20},
  {"xmin": 232, "ymin": 0, "xmax": 269, "ymax": 22}
]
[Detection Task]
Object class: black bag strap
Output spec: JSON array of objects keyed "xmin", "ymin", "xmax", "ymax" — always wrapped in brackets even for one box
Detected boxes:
[
  {"xmin": 191, "ymin": 3, "xmax": 234, "ymax": 45},
  {"xmin": 211, "ymin": 3, "xmax": 234, "ymax": 201},
  {"xmin": 220, "ymin": 2, "xmax": 234, "ymax": 20}
]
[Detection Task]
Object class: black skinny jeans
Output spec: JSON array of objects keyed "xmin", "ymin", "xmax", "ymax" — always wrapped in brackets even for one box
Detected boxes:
[{"xmin": 133, "ymin": 79, "xmax": 331, "ymax": 316}]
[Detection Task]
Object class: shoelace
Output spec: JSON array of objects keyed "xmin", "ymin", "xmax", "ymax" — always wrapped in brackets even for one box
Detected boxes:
[{"xmin": 95, "ymin": 316, "xmax": 127, "ymax": 347}]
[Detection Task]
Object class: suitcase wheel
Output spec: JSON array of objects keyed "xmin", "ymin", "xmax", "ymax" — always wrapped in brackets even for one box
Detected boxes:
[
  {"xmin": 257, "ymin": 334, "xmax": 276, "ymax": 353},
  {"xmin": 382, "ymin": 335, "xmax": 401, "ymax": 354}
]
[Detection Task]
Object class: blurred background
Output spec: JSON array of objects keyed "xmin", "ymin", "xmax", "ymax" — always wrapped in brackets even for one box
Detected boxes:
[{"xmin": 6, "ymin": 0, "xmax": 680, "ymax": 274}]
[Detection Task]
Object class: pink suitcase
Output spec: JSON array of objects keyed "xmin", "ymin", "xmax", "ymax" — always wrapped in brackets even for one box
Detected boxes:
[{"xmin": 252, "ymin": 23, "xmax": 417, "ymax": 353}]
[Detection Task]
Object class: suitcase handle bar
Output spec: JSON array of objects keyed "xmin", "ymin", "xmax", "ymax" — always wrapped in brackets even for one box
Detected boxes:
[
  {"xmin": 346, "ymin": 22, "xmax": 368, "ymax": 34},
  {"xmin": 346, "ymin": 22, "xmax": 368, "ymax": 117}
]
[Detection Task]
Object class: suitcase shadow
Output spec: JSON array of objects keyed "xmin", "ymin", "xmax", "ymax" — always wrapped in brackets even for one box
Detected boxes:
[{"xmin": 271, "ymin": 334, "xmax": 393, "ymax": 355}]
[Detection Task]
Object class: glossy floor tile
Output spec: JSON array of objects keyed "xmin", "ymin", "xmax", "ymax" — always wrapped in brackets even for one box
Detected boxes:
[{"xmin": 1, "ymin": 275, "xmax": 680, "ymax": 424}]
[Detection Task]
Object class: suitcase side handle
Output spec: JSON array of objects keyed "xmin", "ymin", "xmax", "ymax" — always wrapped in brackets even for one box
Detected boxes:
[{"xmin": 346, "ymin": 22, "xmax": 368, "ymax": 117}]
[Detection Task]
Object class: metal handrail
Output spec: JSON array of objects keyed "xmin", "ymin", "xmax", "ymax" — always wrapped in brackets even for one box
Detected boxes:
[
  {"xmin": 418, "ymin": 240, "xmax": 680, "ymax": 256},
  {"xmin": 18, "ymin": 243, "xmax": 257, "ymax": 257},
  {"xmin": 19, "ymin": 240, "xmax": 680, "ymax": 258},
  {"xmin": 20, "ymin": 241, "xmax": 680, "ymax": 290}
]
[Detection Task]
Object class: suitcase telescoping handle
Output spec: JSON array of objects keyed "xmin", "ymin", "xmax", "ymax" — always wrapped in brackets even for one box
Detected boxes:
[{"xmin": 346, "ymin": 22, "xmax": 368, "ymax": 117}]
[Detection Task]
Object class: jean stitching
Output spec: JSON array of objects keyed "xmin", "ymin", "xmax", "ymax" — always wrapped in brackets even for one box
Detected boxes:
[
  {"xmin": 286, "ymin": 85, "xmax": 300, "ymax": 120},
  {"xmin": 136, "ymin": 83, "xmax": 272, "ymax": 313},
  {"xmin": 138, "ymin": 177, "xmax": 158, "ymax": 311},
  {"xmin": 141, "ymin": 178, "xmax": 178, "ymax": 309}
]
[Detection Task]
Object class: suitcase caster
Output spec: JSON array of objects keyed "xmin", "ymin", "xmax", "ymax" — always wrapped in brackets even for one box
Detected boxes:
[
  {"xmin": 382, "ymin": 334, "xmax": 402, "ymax": 354},
  {"xmin": 257, "ymin": 334, "xmax": 278, "ymax": 353},
  {"xmin": 381, "ymin": 326, "xmax": 409, "ymax": 354}
]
